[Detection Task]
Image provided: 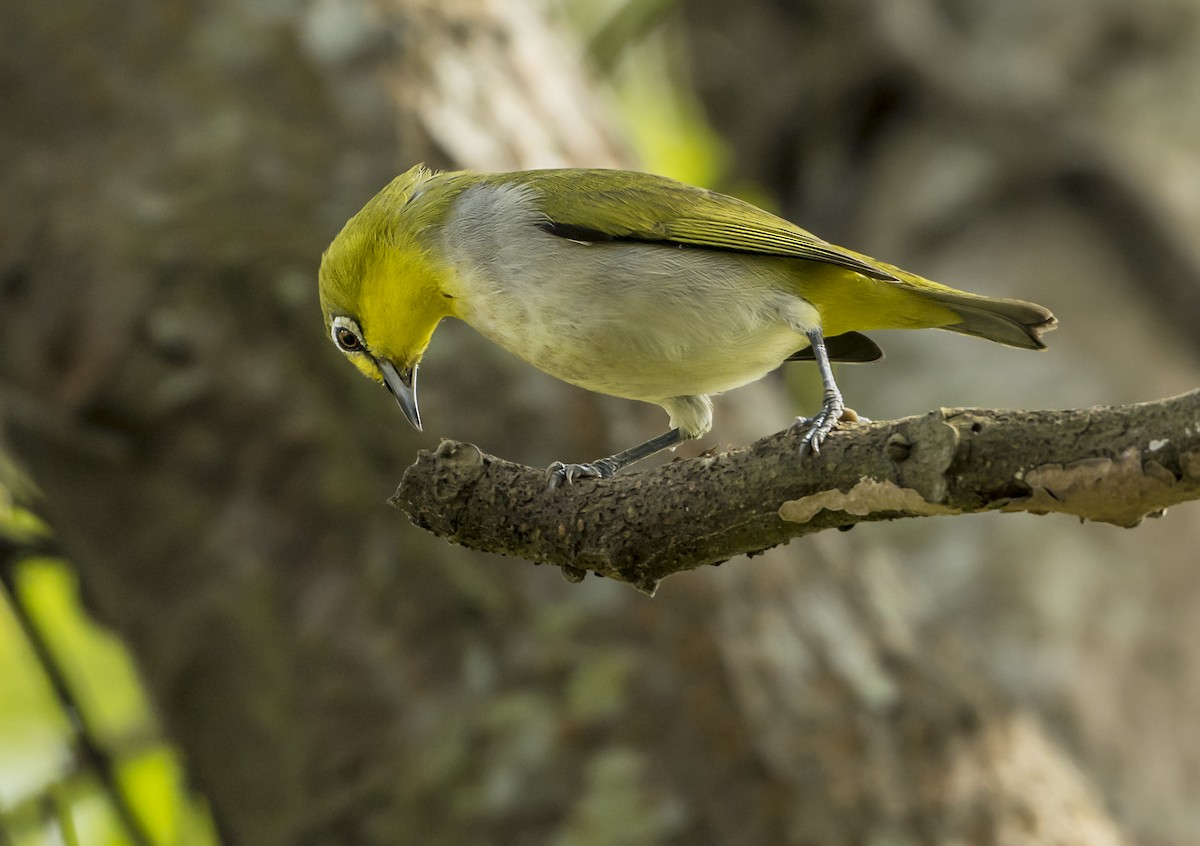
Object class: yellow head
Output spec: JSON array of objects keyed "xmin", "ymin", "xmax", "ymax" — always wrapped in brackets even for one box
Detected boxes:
[{"xmin": 318, "ymin": 165, "xmax": 458, "ymax": 429}]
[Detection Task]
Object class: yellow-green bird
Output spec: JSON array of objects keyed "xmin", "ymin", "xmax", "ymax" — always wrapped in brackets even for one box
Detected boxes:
[{"xmin": 319, "ymin": 166, "xmax": 1055, "ymax": 485}]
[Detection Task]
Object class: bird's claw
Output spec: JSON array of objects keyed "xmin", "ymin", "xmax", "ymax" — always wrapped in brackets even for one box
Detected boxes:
[
  {"xmin": 792, "ymin": 393, "xmax": 847, "ymax": 457},
  {"xmin": 546, "ymin": 459, "xmax": 618, "ymax": 489}
]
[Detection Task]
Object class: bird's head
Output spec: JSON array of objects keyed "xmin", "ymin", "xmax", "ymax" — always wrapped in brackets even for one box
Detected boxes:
[{"xmin": 318, "ymin": 165, "xmax": 457, "ymax": 431}]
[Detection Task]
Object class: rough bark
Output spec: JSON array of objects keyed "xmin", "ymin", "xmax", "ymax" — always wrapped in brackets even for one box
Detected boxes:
[{"xmin": 394, "ymin": 392, "xmax": 1200, "ymax": 592}]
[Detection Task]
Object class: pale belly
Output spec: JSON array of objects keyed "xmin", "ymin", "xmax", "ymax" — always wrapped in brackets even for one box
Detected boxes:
[
  {"xmin": 490, "ymin": 319, "xmax": 806, "ymax": 402},
  {"xmin": 455, "ymin": 260, "xmax": 814, "ymax": 403}
]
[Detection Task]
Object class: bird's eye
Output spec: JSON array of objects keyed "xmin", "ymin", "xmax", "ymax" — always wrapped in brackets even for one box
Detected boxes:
[{"xmin": 335, "ymin": 326, "xmax": 362, "ymax": 352}]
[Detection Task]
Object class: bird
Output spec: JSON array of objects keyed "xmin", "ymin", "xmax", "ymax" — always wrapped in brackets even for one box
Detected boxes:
[{"xmin": 318, "ymin": 165, "xmax": 1056, "ymax": 486}]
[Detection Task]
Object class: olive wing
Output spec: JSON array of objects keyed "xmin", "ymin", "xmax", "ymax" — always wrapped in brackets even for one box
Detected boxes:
[{"xmin": 517, "ymin": 169, "xmax": 897, "ymax": 281}]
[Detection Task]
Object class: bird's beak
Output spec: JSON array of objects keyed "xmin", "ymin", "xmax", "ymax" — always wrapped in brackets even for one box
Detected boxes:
[{"xmin": 379, "ymin": 359, "xmax": 421, "ymax": 431}]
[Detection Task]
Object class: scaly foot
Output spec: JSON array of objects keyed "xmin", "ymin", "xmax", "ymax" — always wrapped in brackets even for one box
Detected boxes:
[
  {"xmin": 546, "ymin": 458, "xmax": 619, "ymax": 489},
  {"xmin": 791, "ymin": 395, "xmax": 863, "ymax": 457}
]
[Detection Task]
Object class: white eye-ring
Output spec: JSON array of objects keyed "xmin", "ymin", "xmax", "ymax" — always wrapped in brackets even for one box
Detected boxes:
[{"xmin": 331, "ymin": 316, "xmax": 365, "ymax": 353}]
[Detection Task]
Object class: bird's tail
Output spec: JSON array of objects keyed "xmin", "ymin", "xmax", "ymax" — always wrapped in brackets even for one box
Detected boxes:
[
  {"xmin": 921, "ymin": 289, "xmax": 1057, "ymax": 350},
  {"xmin": 872, "ymin": 258, "xmax": 1058, "ymax": 350},
  {"xmin": 801, "ymin": 247, "xmax": 1058, "ymax": 349}
]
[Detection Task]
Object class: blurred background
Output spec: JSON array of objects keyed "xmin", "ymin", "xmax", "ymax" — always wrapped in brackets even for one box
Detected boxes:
[{"xmin": 2, "ymin": 0, "xmax": 1199, "ymax": 843}]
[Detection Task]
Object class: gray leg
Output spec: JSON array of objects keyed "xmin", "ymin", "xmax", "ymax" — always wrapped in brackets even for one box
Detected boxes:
[
  {"xmin": 547, "ymin": 428, "xmax": 685, "ymax": 488},
  {"xmin": 790, "ymin": 328, "xmax": 845, "ymax": 456}
]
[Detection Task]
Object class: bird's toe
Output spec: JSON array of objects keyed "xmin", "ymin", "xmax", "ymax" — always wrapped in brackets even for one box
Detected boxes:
[{"xmin": 546, "ymin": 460, "xmax": 615, "ymax": 489}]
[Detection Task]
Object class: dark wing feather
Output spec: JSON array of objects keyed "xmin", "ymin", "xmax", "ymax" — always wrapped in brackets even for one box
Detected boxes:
[
  {"xmin": 786, "ymin": 332, "xmax": 884, "ymax": 363},
  {"xmin": 514, "ymin": 169, "xmax": 898, "ymax": 281}
]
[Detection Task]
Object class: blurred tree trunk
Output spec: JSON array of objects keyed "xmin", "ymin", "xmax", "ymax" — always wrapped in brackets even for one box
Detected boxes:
[
  {"xmin": 679, "ymin": 1, "xmax": 1200, "ymax": 844},
  {"xmin": 2, "ymin": 0, "xmax": 1196, "ymax": 844},
  {"xmin": 0, "ymin": 1, "xmax": 623, "ymax": 841}
]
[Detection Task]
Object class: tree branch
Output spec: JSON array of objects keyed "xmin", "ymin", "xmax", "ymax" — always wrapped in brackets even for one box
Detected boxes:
[{"xmin": 391, "ymin": 390, "xmax": 1200, "ymax": 594}]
